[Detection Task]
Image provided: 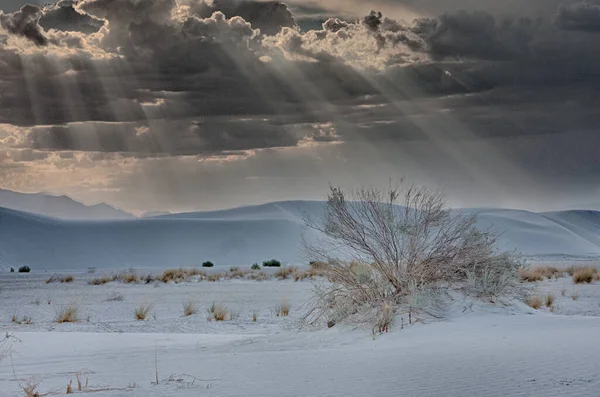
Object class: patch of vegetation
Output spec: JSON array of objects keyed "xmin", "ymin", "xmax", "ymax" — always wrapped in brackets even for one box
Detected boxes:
[
  {"xmin": 526, "ymin": 295, "xmax": 542, "ymax": 309},
  {"xmin": 55, "ymin": 302, "xmax": 79, "ymax": 323},
  {"xmin": 202, "ymin": 261, "xmax": 214, "ymax": 268},
  {"xmin": 18, "ymin": 265, "xmax": 31, "ymax": 273},
  {"xmin": 134, "ymin": 302, "xmax": 153, "ymax": 320},
  {"xmin": 263, "ymin": 259, "xmax": 282, "ymax": 267},
  {"xmin": 573, "ymin": 267, "xmax": 596, "ymax": 284},
  {"xmin": 251, "ymin": 263, "xmax": 261, "ymax": 270}
]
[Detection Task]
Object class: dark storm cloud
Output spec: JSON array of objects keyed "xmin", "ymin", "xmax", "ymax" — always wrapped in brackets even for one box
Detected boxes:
[
  {"xmin": 2, "ymin": 0, "xmax": 600, "ymax": 162},
  {"xmin": 0, "ymin": 4, "xmax": 48, "ymax": 46},
  {"xmin": 185, "ymin": 0, "xmax": 296, "ymax": 36},
  {"xmin": 39, "ymin": 1, "xmax": 104, "ymax": 34},
  {"xmin": 555, "ymin": 2, "xmax": 600, "ymax": 32}
]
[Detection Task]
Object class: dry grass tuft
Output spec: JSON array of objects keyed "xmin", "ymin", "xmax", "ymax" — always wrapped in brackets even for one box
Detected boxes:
[
  {"xmin": 252, "ymin": 310, "xmax": 259, "ymax": 322},
  {"xmin": 518, "ymin": 268, "xmax": 543, "ymax": 282},
  {"xmin": 106, "ymin": 292, "xmax": 124, "ymax": 302},
  {"xmin": 60, "ymin": 275, "xmax": 75, "ymax": 283},
  {"xmin": 545, "ymin": 294, "xmax": 555, "ymax": 307},
  {"xmin": 88, "ymin": 275, "xmax": 112, "ymax": 286},
  {"xmin": 247, "ymin": 271, "xmax": 270, "ymax": 281},
  {"xmin": 573, "ymin": 267, "xmax": 596, "ymax": 284},
  {"xmin": 183, "ymin": 299, "xmax": 198, "ymax": 316},
  {"xmin": 13, "ymin": 314, "xmax": 34, "ymax": 325},
  {"xmin": 275, "ymin": 267, "xmax": 297, "ymax": 280},
  {"xmin": 275, "ymin": 299, "xmax": 291, "ymax": 317},
  {"xmin": 207, "ymin": 273, "xmax": 223, "ymax": 282},
  {"xmin": 374, "ymin": 301, "xmax": 394, "ymax": 334},
  {"xmin": 208, "ymin": 303, "xmax": 228, "ymax": 321},
  {"xmin": 571, "ymin": 290, "xmax": 580, "ymax": 300},
  {"xmin": 159, "ymin": 268, "xmax": 186, "ymax": 283},
  {"xmin": 55, "ymin": 302, "xmax": 79, "ymax": 323},
  {"xmin": 20, "ymin": 378, "xmax": 40, "ymax": 397},
  {"xmin": 134, "ymin": 302, "xmax": 153, "ymax": 320},
  {"xmin": 117, "ymin": 272, "xmax": 138, "ymax": 284},
  {"xmin": 526, "ymin": 295, "xmax": 543, "ymax": 309}
]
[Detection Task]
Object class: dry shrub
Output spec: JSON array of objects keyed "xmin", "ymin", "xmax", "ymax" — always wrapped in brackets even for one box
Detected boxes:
[
  {"xmin": 518, "ymin": 268, "xmax": 543, "ymax": 282},
  {"xmin": 11, "ymin": 314, "xmax": 31, "ymax": 325},
  {"xmin": 134, "ymin": 302, "xmax": 153, "ymax": 320},
  {"xmin": 252, "ymin": 310, "xmax": 259, "ymax": 322},
  {"xmin": 106, "ymin": 292, "xmax": 124, "ymax": 302},
  {"xmin": 207, "ymin": 273, "xmax": 223, "ymax": 282},
  {"xmin": 571, "ymin": 290, "xmax": 580, "ymax": 300},
  {"xmin": 526, "ymin": 295, "xmax": 542, "ymax": 309},
  {"xmin": 247, "ymin": 271, "xmax": 270, "ymax": 281},
  {"xmin": 373, "ymin": 301, "xmax": 394, "ymax": 334},
  {"xmin": 117, "ymin": 272, "xmax": 138, "ymax": 284},
  {"xmin": 55, "ymin": 302, "xmax": 79, "ymax": 323},
  {"xmin": 45, "ymin": 275, "xmax": 58, "ymax": 284},
  {"xmin": 275, "ymin": 266, "xmax": 297, "ymax": 280},
  {"xmin": 88, "ymin": 275, "xmax": 112, "ymax": 286},
  {"xmin": 208, "ymin": 303, "xmax": 228, "ymax": 321},
  {"xmin": 545, "ymin": 294, "xmax": 555, "ymax": 307},
  {"xmin": 228, "ymin": 268, "xmax": 249, "ymax": 279},
  {"xmin": 275, "ymin": 299, "xmax": 290, "ymax": 317},
  {"xmin": 183, "ymin": 299, "xmax": 198, "ymax": 316},
  {"xmin": 573, "ymin": 268, "xmax": 595, "ymax": 284},
  {"xmin": 60, "ymin": 275, "xmax": 74, "ymax": 283},
  {"xmin": 159, "ymin": 268, "xmax": 186, "ymax": 283},
  {"xmin": 20, "ymin": 378, "xmax": 40, "ymax": 397},
  {"xmin": 302, "ymin": 182, "xmax": 523, "ymax": 330}
]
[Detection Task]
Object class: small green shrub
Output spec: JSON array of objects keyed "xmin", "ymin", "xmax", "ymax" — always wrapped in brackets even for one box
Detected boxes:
[
  {"xmin": 251, "ymin": 263, "xmax": 261, "ymax": 270},
  {"xmin": 18, "ymin": 265, "xmax": 31, "ymax": 273},
  {"xmin": 202, "ymin": 261, "xmax": 214, "ymax": 268},
  {"xmin": 263, "ymin": 259, "xmax": 282, "ymax": 268}
]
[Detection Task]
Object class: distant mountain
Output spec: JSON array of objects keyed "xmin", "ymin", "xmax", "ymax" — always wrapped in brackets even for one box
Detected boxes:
[
  {"xmin": 1, "ymin": 201, "xmax": 600, "ymax": 270},
  {"xmin": 141, "ymin": 210, "xmax": 173, "ymax": 218},
  {"xmin": 0, "ymin": 189, "xmax": 133, "ymax": 220}
]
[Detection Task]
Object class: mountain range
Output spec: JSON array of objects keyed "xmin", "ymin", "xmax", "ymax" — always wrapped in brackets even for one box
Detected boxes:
[{"xmin": 1, "ymin": 200, "xmax": 600, "ymax": 270}]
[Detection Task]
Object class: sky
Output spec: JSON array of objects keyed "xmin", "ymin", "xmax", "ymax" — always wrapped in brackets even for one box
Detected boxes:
[{"xmin": 0, "ymin": 0, "xmax": 599, "ymax": 213}]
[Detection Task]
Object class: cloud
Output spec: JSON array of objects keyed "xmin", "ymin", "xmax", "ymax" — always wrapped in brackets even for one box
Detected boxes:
[
  {"xmin": 0, "ymin": 4, "xmax": 49, "ymax": 46},
  {"xmin": 39, "ymin": 0, "xmax": 105, "ymax": 34},
  {"xmin": 555, "ymin": 2, "xmax": 600, "ymax": 32},
  {"xmin": 184, "ymin": 0, "xmax": 296, "ymax": 36}
]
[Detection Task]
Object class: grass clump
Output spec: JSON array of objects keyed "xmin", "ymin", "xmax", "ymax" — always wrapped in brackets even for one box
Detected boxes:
[
  {"xmin": 134, "ymin": 302, "xmax": 153, "ymax": 320},
  {"xmin": 55, "ymin": 302, "xmax": 79, "ymax": 323},
  {"xmin": 252, "ymin": 310, "xmax": 259, "ymax": 322},
  {"xmin": 60, "ymin": 275, "xmax": 75, "ymax": 283},
  {"xmin": 275, "ymin": 299, "xmax": 290, "ymax": 317},
  {"xmin": 11, "ymin": 314, "xmax": 33, "ymax": 325},
  {"xmin": 571, "ymin": 290, "xmax": 580, "ymax": 300},
  {"xmin": 518, "ymin": 268, "xmax": 543, "ymax": 282},
  {"xmin": 106, "ymin": 292, "xmax": 124, "ymax": 302},
  {"xmin": 545, "ymin": 294, "xmax": 555, "ymax": 307},
  {"xmin": 88, "ymin": 275, "xmax": 113, "ymax": 285},
  {"xmin": 263, "ymin": 259, "xmax": 282, "ymax": 267},
  {"xmin": 573, "ymin": 267, "xmax": 596, "ymax": 284},
  {"xmin": 251, "ymin": 263, "xmax": 261, "ymax": 270},
  {"xmin": 275, "ymin": 266, "xmax": 296, "ymax": 280},
  {"xmin": 183, "ymin": 299, "xmax": 199, "ymax": 316},
  {"xmin": 208, "ymin": 302, "xmax": 228, "ymax": 321},
  {"xmin": 526, "ymin": 295, "xmax": 543, "ymax": 309}
]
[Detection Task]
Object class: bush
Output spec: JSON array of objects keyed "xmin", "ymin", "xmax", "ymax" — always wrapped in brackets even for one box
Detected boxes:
[
  {"xmin": 302, "ymin": 182, "xmax": 523, "ymax": 330},
  {"xmin": 526, "ymin": 295, "xmax": 542, "ymax": 309},
  {"xmin": 208, "ymin": 303, "xmax": 228, "ymax": 321},
  {"xmin": 134, "ymin": 302, "xmax": 153, "ymax": 320},
  {"xmin": 55, "ymin": 302, "xmax": 79, "ymax": 323},
  {"xmin": 10, "ymin": 268, "xmax": 14, "ymax": 273},
  {"xmin": 263, "ymin": 259, "xmax": 282, "ymax": 267},
  {"xmin": 18, "ymin": 265, "xmax": 31, "ymax": 273},
  {"xmin": 251, "ymin": 263, "xmax": 261, "ymax": 270},
  {"xmin": 202, "ymin": 261, "xmax": 214, "ymax": 268},
  {"xmin": 183, "ymin": 299, "xmax": 198, "ymax": 316},
  {"xmin": 573, "ymin": 268, "xmax": 595, "ymax": 284}
]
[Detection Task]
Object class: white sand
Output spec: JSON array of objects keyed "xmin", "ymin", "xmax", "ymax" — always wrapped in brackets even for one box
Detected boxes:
[{"xmin": 1, "ymin": 271, "xmax": 600, "ymax": 396}]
